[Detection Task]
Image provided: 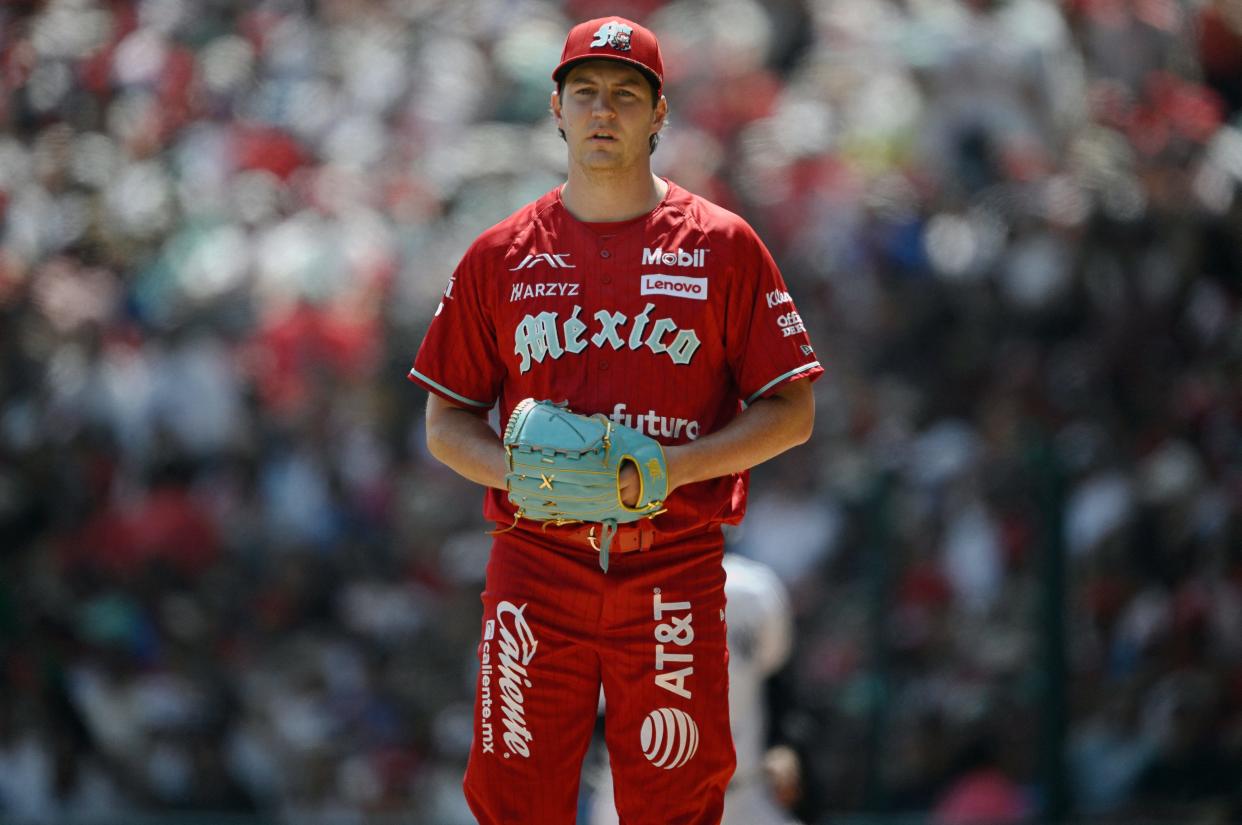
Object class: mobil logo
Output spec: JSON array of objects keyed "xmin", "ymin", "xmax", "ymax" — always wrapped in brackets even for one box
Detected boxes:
[
  {"xmin": 640, "ymin": 274, "xmax": 708, "ymax": 300},
  {"xmin": 642, "ymin": 247, "xmax": 707, "ymax": 268}
]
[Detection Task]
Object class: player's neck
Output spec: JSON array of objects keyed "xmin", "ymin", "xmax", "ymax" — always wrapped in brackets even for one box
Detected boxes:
[{"xmin": 561, "ymin": 169, "xmax": 667, "ymax": 223}]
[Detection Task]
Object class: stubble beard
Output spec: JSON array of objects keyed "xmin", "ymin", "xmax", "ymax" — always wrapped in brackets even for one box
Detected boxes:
[{"xmin": 574, "ymin": 137, "xmax": 642, "ymax": 178}]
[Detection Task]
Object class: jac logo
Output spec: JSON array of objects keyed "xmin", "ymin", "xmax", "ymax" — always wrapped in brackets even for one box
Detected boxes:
[
  {"xmin": 510, "ymin": 253, "xmax": 575, "ymax": 270},
  {"xmin": 641, "ymin": 274, "xmax": 707, "ymax": 300},
  {"xmin": 642, "ymin": 247, "xmax": 707, "ymax": 268},
  {"xmin": 766, "ymin": 289, "xmax": 791, "ymax": 308}
]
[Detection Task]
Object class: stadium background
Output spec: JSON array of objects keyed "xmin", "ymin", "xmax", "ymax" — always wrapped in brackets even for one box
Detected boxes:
[{"xmin": 1, "ymin": 0, "xmax": 1240, "ymax": 822}]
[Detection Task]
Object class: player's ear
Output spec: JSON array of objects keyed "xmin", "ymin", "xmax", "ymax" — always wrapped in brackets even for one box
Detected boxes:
[
  {"xmin": 651, "ymin": 95, "xmax": 668, "ymax": 134},
  {"xmin": 551, "ymin": 90, "xmax": 563, "ymax": 128}
]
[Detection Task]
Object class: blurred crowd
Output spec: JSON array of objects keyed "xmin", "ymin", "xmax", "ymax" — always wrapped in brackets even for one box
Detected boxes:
[{"xmin": 1, "ymin": 0, "xmax": 1240, "ymax": 823}]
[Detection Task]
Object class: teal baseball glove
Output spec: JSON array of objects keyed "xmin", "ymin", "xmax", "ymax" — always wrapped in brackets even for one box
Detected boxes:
[{"xmin": 502, "ymin": 398, "xmax": 669, "ymax": 571}]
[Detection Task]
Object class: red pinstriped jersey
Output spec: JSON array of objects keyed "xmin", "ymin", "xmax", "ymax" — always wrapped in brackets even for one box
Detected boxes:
[{"xmin": 409, "ymin": 180, "xmax": 823, "ymax": 536}]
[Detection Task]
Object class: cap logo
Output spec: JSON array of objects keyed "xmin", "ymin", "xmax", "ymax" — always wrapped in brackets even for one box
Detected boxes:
[{"xmin": 590, "ymin": 21, "xmax": 633, "ymax": 51}]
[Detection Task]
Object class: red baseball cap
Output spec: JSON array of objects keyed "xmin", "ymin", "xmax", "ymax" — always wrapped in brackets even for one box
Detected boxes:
[{"xmin": 552, "ymin": 17, "xmax": 664, "ymax": 97}]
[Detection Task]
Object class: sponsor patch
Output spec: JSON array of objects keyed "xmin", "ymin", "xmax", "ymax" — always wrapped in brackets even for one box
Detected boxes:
[
  {"xmin": 777, "ymin": 311, "xmax": 806, "ymax": 337},
  {"xmin": 434, "ymin": 274, "xmax": 456, "ymax": 317},
  {"xmin": 510, "ymin": 253, "xmax": 575, "ymax": 270},
  {"xmin": 610, "ymin": 403, "xmax": 701, "ymax": 441},
  {"xmin": 641, "ymin": 707, "xmax": 700, "ymax": 769},
  {"xmin": 510, "ymin": 282, "xmax": 581, "ymax": 302},
  {"xmin": 640, "ymin": 274, "xmax": 708, "ymax": 300},
  {"xmin": 479, "ymin": 601, "xmax": 538, "ymax": 759},
  {"xmin": 766, "ymin": 289, "xmax": 792, "ymax": 308},
  {"xmin": 642, "ymin": 247, "xmax": 707, "ymax": 268},
  {"xmin": 652, "ymin": 589, "xmax": 694, "ymax": 700}
]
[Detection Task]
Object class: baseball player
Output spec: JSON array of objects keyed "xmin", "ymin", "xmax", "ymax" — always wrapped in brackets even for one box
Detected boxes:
[
  {"xmin": 408, "ymin": 15, "xmax": 822, "ymax": 825},
  {"xmin": 589, "ymin": 552, "xmax": 804, "ymax": 825}
]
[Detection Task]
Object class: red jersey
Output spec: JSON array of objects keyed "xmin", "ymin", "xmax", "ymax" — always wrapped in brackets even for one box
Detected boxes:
[{"xmin": 409, "ymin": 180, "xmax": 823, "ymax": 537}]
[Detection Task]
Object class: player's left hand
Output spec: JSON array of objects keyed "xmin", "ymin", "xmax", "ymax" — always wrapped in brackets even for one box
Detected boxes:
[
  {"xmin": 619, "ymin": 462, "xmax": 639, "ymax": 507},
  {"xmin": 503, "ymin": 399, "xmax": 668, "ymax": 524}
]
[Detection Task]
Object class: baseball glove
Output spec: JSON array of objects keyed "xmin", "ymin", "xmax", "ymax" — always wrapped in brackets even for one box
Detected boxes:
[{"xmin": 502, "ymin": 398, "xmax": 669, "ymax": 571}]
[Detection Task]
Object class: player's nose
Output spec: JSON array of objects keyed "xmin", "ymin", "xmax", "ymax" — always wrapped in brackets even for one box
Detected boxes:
[{"xmin": 590, "ymin": 94, "xmax": 617, "ymax": 118}]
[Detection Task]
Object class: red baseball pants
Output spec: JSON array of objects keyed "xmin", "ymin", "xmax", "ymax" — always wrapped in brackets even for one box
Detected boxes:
[{"xmin": 463, "ymin": 527, "xmax": 735, "ymax": 825}]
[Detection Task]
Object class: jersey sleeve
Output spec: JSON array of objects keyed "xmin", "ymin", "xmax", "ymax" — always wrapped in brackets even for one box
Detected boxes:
[
  {"xmin": 725, "ymin": 227, "xmax": 823, "ymax": 405},
  {"xmin": 408, "ymin": 243, "xmax": 503, "ymax": 410}
]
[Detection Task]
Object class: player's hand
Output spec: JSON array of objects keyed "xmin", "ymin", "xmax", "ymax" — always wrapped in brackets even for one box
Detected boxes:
[{"xmin": 620, "ymin": 461, "xmax": 640, "ymax": 507}]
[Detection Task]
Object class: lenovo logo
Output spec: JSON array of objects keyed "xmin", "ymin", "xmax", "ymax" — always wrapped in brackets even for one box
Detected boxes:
[{"xmin": 641, "ymin": 274, "xmax": 708, "ymax": 300}]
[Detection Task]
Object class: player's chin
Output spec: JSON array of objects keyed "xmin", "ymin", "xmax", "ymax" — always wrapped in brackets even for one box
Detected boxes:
[{"xmin": 578, "ymin": 150, "xmax": 627, "ymax": 170}]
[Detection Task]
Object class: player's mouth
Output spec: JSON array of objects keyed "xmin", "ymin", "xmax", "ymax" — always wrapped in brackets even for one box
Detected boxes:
[{"xmin": 588, "ymin": 132, "xmax": 617, "ymax": 142}]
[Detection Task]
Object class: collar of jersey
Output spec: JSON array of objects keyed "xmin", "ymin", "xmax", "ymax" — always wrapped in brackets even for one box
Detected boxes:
[{"xmin": 556, "ymin": 178, "xmax": 674, "ymax": 236}]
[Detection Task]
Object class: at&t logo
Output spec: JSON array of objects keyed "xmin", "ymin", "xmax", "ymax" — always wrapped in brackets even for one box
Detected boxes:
[
  {"xmin": 641, "ymin": 707, "xmax": 700, "ymax": 769},
  {"xmin": 652, "ymin": 589, "xmax": 694, "ymax": 699}
]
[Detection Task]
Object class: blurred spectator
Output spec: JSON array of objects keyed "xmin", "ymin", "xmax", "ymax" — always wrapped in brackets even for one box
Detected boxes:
[
  {"xmin": 931, "ymin": 733, "xmax": 1032, "ymax": 825},
  {"xmin": 1068, "ymin": 686, "xmax": 1157, "ymax": 814}
]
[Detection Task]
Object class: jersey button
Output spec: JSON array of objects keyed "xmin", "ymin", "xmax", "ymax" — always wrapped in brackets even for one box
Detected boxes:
[
  {"xmin": 599, "ymin": 361, "xmax": 609, "ymax": 371},
  {"xmin": 600, "ymin": 249, "xmax": 611, "ymax": 258},
  {"xmin": 602, "ymin": 275, "xmax": 612, "ymax": 285}
]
